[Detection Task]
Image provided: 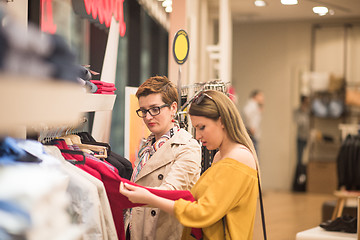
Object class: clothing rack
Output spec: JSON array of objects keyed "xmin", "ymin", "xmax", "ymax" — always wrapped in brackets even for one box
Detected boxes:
[
  {"xmin": 0, "ymin": 74, "xmax": 120, "ymax": 240},
  {"xmin": 36, "ymin": 117, "xmax": 88, "ymax": 144}
]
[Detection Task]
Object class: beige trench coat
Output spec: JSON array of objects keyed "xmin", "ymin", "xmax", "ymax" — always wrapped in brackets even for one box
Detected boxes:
[{"xmin": 125, "ymin": 129, "xmax": 201, "ymax": 240}]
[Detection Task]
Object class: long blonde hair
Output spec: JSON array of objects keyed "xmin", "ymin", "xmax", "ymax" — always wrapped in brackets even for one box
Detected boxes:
[{"xmin": 188, "ymin": 90, "xmax": 260, "ymax": 169}]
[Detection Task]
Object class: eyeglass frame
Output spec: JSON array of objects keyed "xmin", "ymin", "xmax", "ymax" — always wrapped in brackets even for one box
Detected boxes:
[{"xmin": 136, "ymin": 104, "xmax": 170, "ymax": 118}]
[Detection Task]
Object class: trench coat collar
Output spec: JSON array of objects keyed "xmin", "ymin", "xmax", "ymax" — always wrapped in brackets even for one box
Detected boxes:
[{"xmin": 134, "ymin": 129, "xmax": 193, "ymax": 182}]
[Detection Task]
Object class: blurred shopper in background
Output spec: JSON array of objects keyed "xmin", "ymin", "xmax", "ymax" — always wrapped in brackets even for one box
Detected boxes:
[
  {"xmin": 292, "ymin": 95, "xmax": 310, "ymax": 192},
  {"xmin": 242, "ymin": 89, "xmax": 265, "ymax": 154}
]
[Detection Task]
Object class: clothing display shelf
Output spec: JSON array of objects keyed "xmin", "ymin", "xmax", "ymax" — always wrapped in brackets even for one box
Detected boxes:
[
  {"xmin": 0, "ymin": 73, "xmax": 116, "ymax": 137},
  {"xmin": 339, "ymin": 123, "xmax": 360, "ymax": 141},
  {"xmin": 81, "ymin": 93, "xmax": 116, "ymax": 112}
]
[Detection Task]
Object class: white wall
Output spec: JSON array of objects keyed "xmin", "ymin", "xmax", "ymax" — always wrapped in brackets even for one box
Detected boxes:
[
  {"xmin": 233, "ymin": 21, "xmax": 313, "ymax": 190},
  {"xmin": 3, "ymin": 0, "xmax": 28, "ymax": 27}
]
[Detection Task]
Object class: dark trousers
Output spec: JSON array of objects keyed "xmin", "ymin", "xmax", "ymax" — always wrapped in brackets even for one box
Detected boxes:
[{"xmin": 297, "ymin": 138, "xmax": 307, "ymax": 165}]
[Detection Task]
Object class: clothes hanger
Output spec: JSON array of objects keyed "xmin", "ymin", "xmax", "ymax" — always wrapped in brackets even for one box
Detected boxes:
[
  {"xmin": 65, "ymin": 134, "xmax": 82, "ymax": 145},
  {"xmin": 60, "ymin": 148, "xmax": 86, "ymax": 165},
  {"xmin": 75, "ymin": 143, "xmax": 108, "ymax": 159},
  {"xmin": 76, "ymin": 131, "xmax": 111, "ymax": 155},
  {"xmin": 58, "ymin": 136, "xmax": 74, "ymax": 146},
  {"xmin": 44, "ymin": 138, "xmax": 86, "ymax": 165}
]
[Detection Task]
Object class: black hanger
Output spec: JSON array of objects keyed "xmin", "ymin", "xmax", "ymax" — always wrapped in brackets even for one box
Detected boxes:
[
  {"xmin": 76, "ymin": 132, "xmax": 111, "ymax": 155},
  {"xmin": 44, "ymin": 139, "xmax": 86, "ymax": 165},
  {"xmin": 60, "ymin": 149, "xmax": 86, "ymax": 165}
]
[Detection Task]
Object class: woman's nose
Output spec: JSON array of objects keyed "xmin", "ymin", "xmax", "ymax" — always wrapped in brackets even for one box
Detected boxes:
[
  {"xmin": 195, "ymin": 132, "xmax": 201, "ymax": 141},
  {"xmin": 144, "ymin": 112, "xmax": 153, "ymax": 120}
]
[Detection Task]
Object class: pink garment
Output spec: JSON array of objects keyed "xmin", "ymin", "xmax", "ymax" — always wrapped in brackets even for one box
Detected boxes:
[
  {"xmin": 90, "ymin": 80, "xmax": 115, "ymax": 87},
  {"xmin": 95, "ymin": 86, "xmax": 117, "ymax": 91},
  {"xmin": 94, "ymin": 91, "xmax": 115, "ymax": 95}
]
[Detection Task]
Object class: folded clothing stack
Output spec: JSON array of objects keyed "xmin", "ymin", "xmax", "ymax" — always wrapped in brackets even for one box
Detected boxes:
[{"xmin": 90, "ymin": 80, "xmax": 117, "ymax": 95}]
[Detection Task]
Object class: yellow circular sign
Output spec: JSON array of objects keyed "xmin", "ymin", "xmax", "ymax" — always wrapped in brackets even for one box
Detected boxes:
[{"xmin": 173, "ymin": 30, "xmax": 189, "ymax": 65}]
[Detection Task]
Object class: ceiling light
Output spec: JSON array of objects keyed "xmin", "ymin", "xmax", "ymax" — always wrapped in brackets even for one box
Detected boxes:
[
  {"xmin": 281, "ymin": 0, "xmax": 298, "ymax": 5},
  {"xmin": 165, "ymin": 6, "xmax": 172, "ymax": 13},
  {"xmin": 254, "ymin": 0, "xmax": 267, "ymax": 7},
  {"xmin": 313, "ymin": 6, "xmax": 329, "ymax": 16},
  {"xmin": 162, "ymin": 0, "xmax": 172, "ymax": 8}
]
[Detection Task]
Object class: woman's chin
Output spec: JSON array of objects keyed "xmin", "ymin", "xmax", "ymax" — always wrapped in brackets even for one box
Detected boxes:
[{"xmin": 203, "ymin": 145, "xmax": 215, "ymax": 151}]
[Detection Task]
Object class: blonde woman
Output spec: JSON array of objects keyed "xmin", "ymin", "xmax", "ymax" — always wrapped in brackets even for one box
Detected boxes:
[
  {"xmin": 121, "ymin": 90, "xmax": 261, "ymax": 240},
  {"xmin": 125, "ymin": 76, "xmax": 202, "ymax": 240}
]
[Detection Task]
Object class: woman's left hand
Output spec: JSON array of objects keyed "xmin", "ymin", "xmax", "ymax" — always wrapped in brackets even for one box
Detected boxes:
[{"xmin": 119, "ymin": 182, "xmax": 153, "ymax": 204}]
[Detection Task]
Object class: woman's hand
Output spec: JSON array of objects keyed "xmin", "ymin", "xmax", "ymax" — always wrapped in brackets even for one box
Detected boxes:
[
  {"xmin": 119, "ymin": 182, "xmax": 153, "ymax": 204},
  {"xmin": 120, "ymin": 182, "xmax": 176, "ymax": 215}
]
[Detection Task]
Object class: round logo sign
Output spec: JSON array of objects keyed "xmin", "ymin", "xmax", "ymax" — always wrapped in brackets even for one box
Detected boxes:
[{"xmin": 173, "ymin": 29, "xmax": 189, "ymax": 65}]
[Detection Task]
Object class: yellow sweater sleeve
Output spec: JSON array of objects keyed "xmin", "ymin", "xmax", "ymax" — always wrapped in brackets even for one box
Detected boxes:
[{"xmin": 174, "ymin": 160, "xmax": 257, "ymax": 228}]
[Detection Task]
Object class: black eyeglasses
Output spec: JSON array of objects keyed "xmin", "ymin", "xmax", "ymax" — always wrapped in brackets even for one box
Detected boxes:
[
  {"xmin": 136, "ymin": 104, "xmax": 169, "ymax": 118},
  {"xmin": 193, "ymin": 92, "xmax": 214, "ymax": 105}
]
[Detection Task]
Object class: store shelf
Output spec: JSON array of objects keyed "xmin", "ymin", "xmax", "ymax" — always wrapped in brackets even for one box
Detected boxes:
[
  {"xmin": 0, "ymin": 74, "xmax": 117, "ymax": 136},
  {"xmin": 0, "ymin": 75, "xmax": 86, "ymax": 132},
  {"xmin": 80, "ymin": 94, "xmax": 117, "ymax": 112}
]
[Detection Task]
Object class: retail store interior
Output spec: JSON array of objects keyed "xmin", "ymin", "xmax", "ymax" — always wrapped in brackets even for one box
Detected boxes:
[{"xmin": 2, "ymin": 0, "xmax": 360, "ymax": 239}]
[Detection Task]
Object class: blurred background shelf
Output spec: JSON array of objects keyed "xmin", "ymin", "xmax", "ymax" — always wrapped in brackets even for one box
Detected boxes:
[
  {"xmin": 80, "ymin": 94, "xmax": 116, "ymax": 112},
  {"xmin": 0, "ymin": 74, "xmax": 117, "ymax": 136}
]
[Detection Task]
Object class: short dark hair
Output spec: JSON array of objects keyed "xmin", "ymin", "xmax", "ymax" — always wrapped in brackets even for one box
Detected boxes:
[
  {"xmin": 300, "ymin": 95, "xmax": 309, "ymax": 104},
  {"xmin": 250, "ymin": 89, "xmax": 261, "ymax": 98}
]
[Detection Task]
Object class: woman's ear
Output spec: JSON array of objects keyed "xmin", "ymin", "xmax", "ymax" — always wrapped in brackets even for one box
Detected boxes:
[
  {"xmin": 171, "ymin": 101, "xmax": 178, "ymax": 115},
  {"xmin": 218, "ymin": 116, "xmax": 225, "ymax": 129}
]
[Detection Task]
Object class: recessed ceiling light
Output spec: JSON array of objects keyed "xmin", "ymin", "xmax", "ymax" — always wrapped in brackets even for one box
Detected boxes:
[
  {"xmin": 313, "ymin": 6, "xmax": 329, "ymax": 16},
  {"xmin": 254, "ymin": 0, "xmax": 267, "ymax": 7},
  {"xmin": 281, "ymin": 0, "xmax": 298, "ymax": 5},
  {"xmin": 162, "ymin": 0, "xmax": 172, "ymax": 8},
  {"xmin": 165, "ymin": 6, "xmax": 172, "ymax": 13}
]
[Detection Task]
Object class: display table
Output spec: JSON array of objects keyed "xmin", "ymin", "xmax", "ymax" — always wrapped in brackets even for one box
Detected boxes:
[{"xmin": 296, "ymin": 227, "xmax": 357, "ymax": 240}]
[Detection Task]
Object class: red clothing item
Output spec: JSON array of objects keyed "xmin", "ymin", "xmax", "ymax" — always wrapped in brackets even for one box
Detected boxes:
[
  {"xmin": 94, "ymin": 91, "xmax": 115, "ymax": 95},
  {"xmin": 82, "ymin": 155, "xmax": 202, "ymax": 239},
  {"xmin": 51, "ymin": 140, "xmax": 102, "ymax": 180},
  {"xmin": 95, "ymin": 86, "xmax": 117, "ymax": 91},
  {"xmin": 50, "ymin": 139, "xmax": 202, "ymax": 240},
  {"xmin": 90, "ymin": 80, "xmax": 115, "ymax": 87}
]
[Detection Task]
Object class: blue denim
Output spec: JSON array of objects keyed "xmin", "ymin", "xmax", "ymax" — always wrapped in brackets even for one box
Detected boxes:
[
  {"xmin": 0, "ymin": 200, "xmax": 31, "ymax": 223},
  {"xmin": 0, "ymin": 200, "xmax": 31, "ymax": 240},
  {"xmin": 0, "ymin": 137, "xmax": 41, "ymax": 165}
]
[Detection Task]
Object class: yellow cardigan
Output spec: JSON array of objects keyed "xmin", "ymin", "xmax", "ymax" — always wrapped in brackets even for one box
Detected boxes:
[{"xmin": 174, "ymin": 158, "xmax": 258, "ymax": 240}]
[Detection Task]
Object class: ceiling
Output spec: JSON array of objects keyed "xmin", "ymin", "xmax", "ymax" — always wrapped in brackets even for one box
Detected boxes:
[{"xmin": 208, "ymin": 0, "xmax": 360, "ymax": 22}]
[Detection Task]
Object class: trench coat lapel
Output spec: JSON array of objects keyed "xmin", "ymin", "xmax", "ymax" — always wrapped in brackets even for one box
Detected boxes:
[{"xmin": 134, "ymin": 129, "xmax": 190, "ymax": 183}]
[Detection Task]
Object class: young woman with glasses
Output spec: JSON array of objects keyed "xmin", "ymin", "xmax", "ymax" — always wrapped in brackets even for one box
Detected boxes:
[
  {"xmin": 124, "ymin": 76, "xmax": 202, "ymax": 240},
  {"xmin": 120, "ymin": 90, "xmax": 261, "ymax": 240}
]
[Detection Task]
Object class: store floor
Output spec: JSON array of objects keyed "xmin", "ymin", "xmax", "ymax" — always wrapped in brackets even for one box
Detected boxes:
[{"xmin": 252, "ymin": 190, "xmax": 336, "ymax": 240}]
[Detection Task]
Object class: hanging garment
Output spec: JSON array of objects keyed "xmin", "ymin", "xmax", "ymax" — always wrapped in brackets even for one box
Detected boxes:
[
  {"xmin": 76, "ymin": 132, "xmax": 133, "ymax": 179},
  {"xmin": 52, "ymin": 137, "xmax": 202, "ymax": 240},
  {"xmin": 44, "ymin": 145, "xmax": 118, "ymax": 240},
  {"xmin": 337, "ymin": 135, "xmax": 360, "ymax": 190}
]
